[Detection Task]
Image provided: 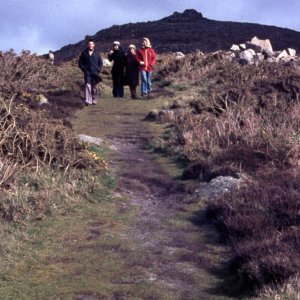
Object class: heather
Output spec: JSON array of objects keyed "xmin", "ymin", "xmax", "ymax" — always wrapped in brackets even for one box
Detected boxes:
[{"xmin": 154, "ymin": 51, "xmax": 300, "ymax": 295}]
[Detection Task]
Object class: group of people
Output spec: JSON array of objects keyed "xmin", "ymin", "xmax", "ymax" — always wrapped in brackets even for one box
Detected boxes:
[{"xmin": 78, "ymin": 37, "xmax": 156, "ymax": 105}]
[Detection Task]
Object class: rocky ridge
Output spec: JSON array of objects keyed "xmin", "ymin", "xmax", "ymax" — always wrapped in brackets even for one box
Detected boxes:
[{"xmin": 54, "ymin": 9, "xmax": 300, "ymax": 63}]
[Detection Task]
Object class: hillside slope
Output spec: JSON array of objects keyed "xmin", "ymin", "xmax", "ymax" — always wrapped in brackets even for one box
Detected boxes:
[{"xmin": 55, "ymin": 9, "xmax": 300, "ymax": 62}]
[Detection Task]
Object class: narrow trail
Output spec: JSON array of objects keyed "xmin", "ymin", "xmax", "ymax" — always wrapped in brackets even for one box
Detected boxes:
[
  {"xmin": 73, "ymin": 96, "xmax": 232, "ymax": 299},
  {"xmin": 0, "ymin": 95, "xmax": 234, "ymax": 299}
]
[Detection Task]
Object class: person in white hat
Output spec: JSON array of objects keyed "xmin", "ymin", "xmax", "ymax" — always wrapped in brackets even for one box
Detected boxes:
[
  {"xmin": 108, "ymin": 41, "xmax": 126, "ymax": 98},
  {"xmin": 124, "ymin": 44, "xmax": 139, "ymax": 99}
]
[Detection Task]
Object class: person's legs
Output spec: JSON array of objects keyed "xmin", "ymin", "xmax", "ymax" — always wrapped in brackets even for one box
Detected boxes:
[
  {"xmin": 112, "ymin": 76, "xmax": 117, "ymax": 97},
  {"xmin": 91, "ymin": 76, "xmax": 99, "ymax": 104},
  {"xmin": 84, "ymin": 74, "xmax": 93, "ymax": 104},
  {"xmin": 117, "ymin": 75, "xmax": 124, "ymax": 98},
  {"xmin": 146, "ymin": 72, "xmax": 152, "ymax": 94},
  {"xmin": 140, "ymin": 71, "xmax": 147, "ymax": 96},
  {"xmin": 130, "ymin": 85, "xmax": 137, "ymax": 99}
]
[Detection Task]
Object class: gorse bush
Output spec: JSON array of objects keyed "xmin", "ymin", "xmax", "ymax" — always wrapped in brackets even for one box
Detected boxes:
[
  {"xmin": 0, "ymin": 51, "xmax": 107, "ymax": 223},
  {"xmin": 0, "ymin": 50, "xmax": 63, "ymax": 99}
]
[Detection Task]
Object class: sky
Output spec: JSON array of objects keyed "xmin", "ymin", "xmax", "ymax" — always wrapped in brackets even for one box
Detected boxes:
[{"xmin": 1, "ymin": 0, "xmax": 299, "ymax": 54}]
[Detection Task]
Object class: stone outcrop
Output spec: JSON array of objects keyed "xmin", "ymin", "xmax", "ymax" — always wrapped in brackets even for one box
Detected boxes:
[
  {"xmin": 174, "ymin": 51, "xmax": 185, "ymax": 60},
  {"xmin": 230, "ymin": 36, "xmax": 298, "ymax": 65}
]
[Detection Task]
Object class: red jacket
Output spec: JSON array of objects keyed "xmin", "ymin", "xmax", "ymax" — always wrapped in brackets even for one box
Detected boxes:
[{"xmin": 136, "ymin": 47, "xmax": 156, "ymax": 72}]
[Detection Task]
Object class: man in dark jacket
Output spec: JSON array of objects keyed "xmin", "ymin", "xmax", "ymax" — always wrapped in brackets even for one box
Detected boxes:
[
  {"xmin": 79, "ymin": 39, "xmax": 103, "ymax": 105},
  {"xmin": 108, "ymin": 41, "xmax": 126, "ymax": 98}
]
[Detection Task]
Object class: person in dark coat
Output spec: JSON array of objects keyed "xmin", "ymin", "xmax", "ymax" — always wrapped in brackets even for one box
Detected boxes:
[
  {"xmin": 78, "ymin": 38, "xmax": 103, "ymax": 105},
  {"xmin": 125, "ymin": 45, "xmax": 139, "ymax": 99},
  {"xmin": 108, "ymin": 41, "xmax": 126, "ymax": 98}
]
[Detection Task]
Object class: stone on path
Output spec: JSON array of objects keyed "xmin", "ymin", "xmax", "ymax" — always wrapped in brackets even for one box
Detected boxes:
[{"xmin": 78, "ymin": 134, "xmax": 103, "ymax": 145}]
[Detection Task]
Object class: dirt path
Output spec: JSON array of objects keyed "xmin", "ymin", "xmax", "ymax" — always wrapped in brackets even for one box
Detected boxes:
[
  {"xmin": 72, "ymin": 95, "xmax": 233, "ymax": 299},
  {"xmin": 0, "ymin": 95, "xmax": 234, "ymax": 299}
]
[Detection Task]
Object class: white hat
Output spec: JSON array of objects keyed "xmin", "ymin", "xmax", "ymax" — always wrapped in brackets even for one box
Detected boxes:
[
  {"xmin": 128, "ymin": 44, "xmax": 136, "ymax": 50},
  {"xmin": 113, "ymin": 41, "xmax": 120, "ymax": 46}
]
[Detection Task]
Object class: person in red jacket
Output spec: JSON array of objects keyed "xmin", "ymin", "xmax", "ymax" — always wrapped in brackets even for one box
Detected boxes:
[{"xmin": 136, "ymin": 37, "xmax": 156, "ymax": 98}]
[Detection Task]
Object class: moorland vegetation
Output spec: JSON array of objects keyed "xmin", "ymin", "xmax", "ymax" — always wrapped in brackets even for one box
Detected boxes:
[{"xmin": 153, "ymin": 51, "xmax": 300, "ymax": 296}]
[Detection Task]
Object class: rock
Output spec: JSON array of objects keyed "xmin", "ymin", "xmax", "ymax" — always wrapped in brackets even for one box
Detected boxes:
[
  {"xmin": 250, "ymin": 36, "xmax": 273, "ymax": 53},
  {"xmin": 175, "ymin": 52, "xmax": 185, "ymax": 60},
  {"xmin": 195, "ymin": 50, "xmax": 205, "ymax": 56},
  {"xmin": 102, "ymin": 58, "xmax": 112, "ymax": 67},
  {"xmin": 230, "ymin": 44, "xmax": 240, "ymax": 51},
  {"xmin": 193, "ymin": 175, "xmax": 245, "ymax": 200},
  {"xmin": 245, "ymin": 41, "xmax": 263, "ymax": 53},
  {"xmin": 287, "ymin": 48, "xmax": 296, "ymax": 57},
  {"xmin": 256, "ymin": 53, "xmax": 264, "ymax": 62},
  {"xmin": 36, "ymin": 94, "xmax": 48, "ymax": 105},
  {"xmin": 247, "ymin": 49, "xmax": 256, "ymax": 56},
  {"xmin": 78, "ymin": 134, "xmax": 103, "ymax": 145},
  {"xmin": 239, "ymin": 50, "xmax": 255, "ymax": 65},
  {"xmin": 159, "ymin": 109, "xmax": 175, "ymax": 121},
  {"xmin": 277, "ymin": 50, "xmax": 289, "ymax": 60},
  {"xmin": 175, "ymin": 51, "xmax": 185, "ymax": 57},
  {"xmin": 144, "ymin": 109, "xmax": 159, "ymax": 121},
  {"xmin": 267, "ymin": 57, "xmax": 277, "ymax": 63}
]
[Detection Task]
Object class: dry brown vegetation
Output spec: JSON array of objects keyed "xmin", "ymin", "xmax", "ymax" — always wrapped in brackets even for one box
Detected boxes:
[
  {"xmin": 154, "ymin": 52, "xmax": 300, "ymax": 295},
  {"xmin": 0, "ymin": 50, "xmax": 107, "ymax": 225}
]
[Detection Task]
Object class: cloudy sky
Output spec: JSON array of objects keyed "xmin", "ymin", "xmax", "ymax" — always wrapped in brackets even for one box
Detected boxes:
[{"xmin": 1, "ymin": 0, "xmax": 299, "ymax": 54}]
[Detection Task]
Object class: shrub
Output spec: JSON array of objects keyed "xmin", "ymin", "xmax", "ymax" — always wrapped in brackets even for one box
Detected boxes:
[{"xmin": 206, "ymin": 170, "xmax": 300, "ymax": 293}]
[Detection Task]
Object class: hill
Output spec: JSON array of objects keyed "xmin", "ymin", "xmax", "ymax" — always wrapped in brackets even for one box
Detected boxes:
[{"xmin": 54, "ymin": 9, "xmax": 300, "ymax": 62}]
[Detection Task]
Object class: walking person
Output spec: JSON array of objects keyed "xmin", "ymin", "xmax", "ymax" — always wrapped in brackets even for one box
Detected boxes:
[
  {"xmin": 136, "ymin": 37, "xmax": 156, "ymax": 98},
  {"xmin": 124, "ymin": 45, "xmax": 139, "ymax": 99},
  {"xmin": 78, "ymin": 39, "xmax": 103, "ymax": 105},
  {"xmin": 108, "ymin": 41, "xmax": 126, "ymax": 98}
]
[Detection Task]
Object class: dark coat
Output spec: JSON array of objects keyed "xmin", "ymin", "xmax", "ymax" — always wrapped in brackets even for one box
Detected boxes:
[
  {"xmin": 125, "ymin": 53, "xmax": 139, "ymax": 87},
  {"xmin": 108, "ymin": 49, "xmax": 126, "ymax": 76},
  {"xmin": 79, "ymin": 49, "xmax": 103, "ymax": 81}
]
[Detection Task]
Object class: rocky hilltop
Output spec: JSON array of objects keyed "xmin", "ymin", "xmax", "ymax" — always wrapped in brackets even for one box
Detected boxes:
[{"xmin": 54, "ymin": 9, "xmax": 300, "ymax": 62}]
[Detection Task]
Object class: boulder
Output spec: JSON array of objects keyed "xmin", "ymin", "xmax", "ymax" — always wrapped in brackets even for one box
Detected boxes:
[
  {"xmin": 193, "ymin": 175, "xmax": 245, "ymax": 200},
  {"xmin": 175, "ymin": 51, "xmax": 185, "ymax": 57},
  {"xmin": 287, "ymin": 48, "xmax": 296, "ymax": 57},
  {"xmin": 277, "ymin": 50, "xmax": 289, "ymax": 60},
  {"xmin": 239, "ymin": 44, "xmax": 247, "ymax": 50},
  {"xmin": 250, "ymin": 36, "xmax": 273, "ymax": 53},
  {"xmin": 256, "ymin": 53, "xmax": 265, "ymax": 62},
  {"xmin": 159, "ymin": 109, "xmax": 175, "ymax": 121},
  {"xmin": 175, "ymin": 51, "xmax": 185, "ymax": 60},
  {"xmin": 267, "ymin": 57, "xmax": 277, "ymax": 63},
  {"xmin": 103, "ymin": 58, "xmax": 112, "ymax": 67},
  {"xmin": 245, "ymin": 41, "xmax": 263, "ymax": 53},
  {"xmin": 239, "ymin": 50, "xmax": 255, "ymax": 65},
  {"xmin": 144, "ymin": 109, "xmax": 159, "ymax": 121},
  {"xmin": 247, "ymin": 49, "xmax": 256, "ymax": 56},
  {"xmin": 78, "ymin": 134, "xmax": 103, "ymax": 145},
  {"xmin": 230, "ymin": 44, "xmax": 240, "ymax": 51},
  {"xmin": 36, "ymin": 94, "xmax": 48, "ymax": 105}
]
